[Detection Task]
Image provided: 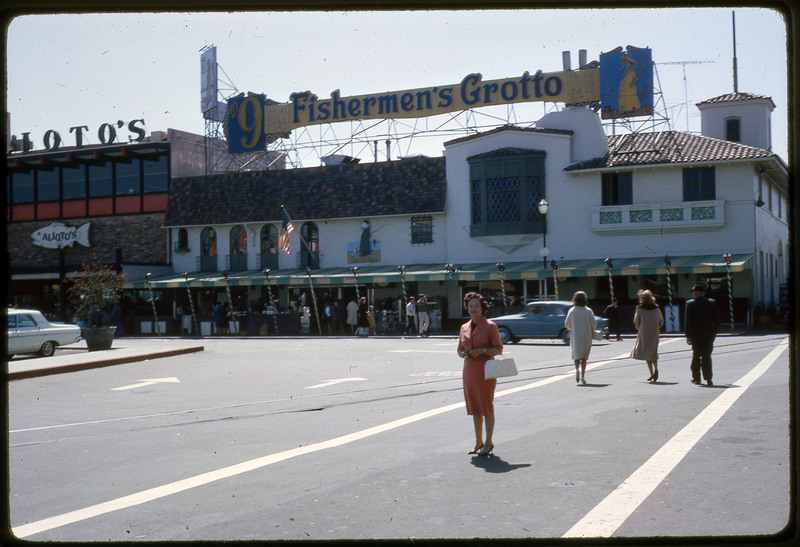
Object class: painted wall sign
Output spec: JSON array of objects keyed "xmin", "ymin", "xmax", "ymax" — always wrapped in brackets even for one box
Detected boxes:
[
  {"xmin": 250, "ymin": 67, "xmax": 599, "ymax": 143},
  {"xmin": 599, "ymin": 46, "xmax": 653, "ymax": 119},
  {"xmin": 15, "ymin": 119, "xmax": 147, "ymax": 154},
  {"xmin": 31, "ymin": 222, "xmax": 91, "ymax": 249}
]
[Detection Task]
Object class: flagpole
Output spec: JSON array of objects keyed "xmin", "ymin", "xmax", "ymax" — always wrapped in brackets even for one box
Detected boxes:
[{"xmin": 281, "ymin": 205, "xmax": 318, "ymax": 268}]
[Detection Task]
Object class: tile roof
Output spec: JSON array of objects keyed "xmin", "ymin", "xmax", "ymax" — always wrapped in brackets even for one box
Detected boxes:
[
  {"xmin": 164, "ymin": 156, "xmax": 446, "ymax": 227},
  {"xmin": 564, "ymin": 131, "xmax": 777, "ymax": 171},
  {"xmin": 696, "ymin": 92, "xmax": 775, "ymax": 108},
  {"xmin": 444, "ymin": 124, "xmax": 572, "ymax": 147}
]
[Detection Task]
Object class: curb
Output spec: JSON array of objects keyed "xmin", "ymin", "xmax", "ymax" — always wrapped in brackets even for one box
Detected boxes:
[{"xmin": 7, "ymin": 345, "xmax": 205, "ymax": 381}]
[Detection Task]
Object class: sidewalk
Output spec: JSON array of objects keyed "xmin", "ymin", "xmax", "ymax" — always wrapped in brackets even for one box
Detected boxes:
[{"xmin": 6, "ymin": 338, "xmax": 205, "ymax": 380}]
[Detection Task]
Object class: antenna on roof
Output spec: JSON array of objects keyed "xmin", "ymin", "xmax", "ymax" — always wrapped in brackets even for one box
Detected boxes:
[{"xmin": 732, "ymin": 11, "xmax": 739, "ymax": 93}]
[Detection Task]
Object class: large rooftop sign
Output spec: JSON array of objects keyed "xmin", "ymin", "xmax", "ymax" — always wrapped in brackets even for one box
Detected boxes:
[{"xmin": 225, "ymin": 47, "xmax": 651, "ymax": 153}]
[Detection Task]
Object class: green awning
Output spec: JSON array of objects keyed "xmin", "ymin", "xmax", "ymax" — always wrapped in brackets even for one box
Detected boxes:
[{"xmin": 124, "ymin": 254, "xmax": 753, "ymax": 289}]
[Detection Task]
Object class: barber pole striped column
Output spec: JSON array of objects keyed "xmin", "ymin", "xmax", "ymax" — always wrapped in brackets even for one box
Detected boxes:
[
  {"xmin": 351, "ymin": 266, "xmax": 360, "ymax": 302},
  {"xmin": 724, "ymin": 253, "xmax": 734, "ymax": 331},
  {"xmin": 145, "ymin": 273, "xmax": 161, "ymax": 336},
  {"xmin": 306, "ymin": 268, "xmax": 322, "ymax": 335},
  {"xmin": 496, "ymin": 263, "xmax": 506, "ymax": 307},
  {"xmin": 398, "ymin": 265, "xmax": 407, "ymax": 331},
  {"xmin": 264, "ymin": 269, "xmax": 279, "ymax": 335},
  {"xmin": 550, "ymin": 261, "xmax": 559, "ymax": 301},
  {"xmin": 604, "ymin": 258, "xmax": 615, "ymax": 304},
  {"xmin": 183, "ymin": 272, "xmax": 200, "ymax": 336},
  {"xmin": 223, "ymin": 272, "xmax": 234, "ymax": 333},
  {"xmin": 664, "ymin": 256, "xmax": 675, "ymax": 332}
]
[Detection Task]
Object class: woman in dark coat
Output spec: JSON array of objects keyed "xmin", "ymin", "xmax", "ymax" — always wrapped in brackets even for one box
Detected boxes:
[
  {"xmin": 357, "ymin": 296, "xmax": 369, "ymax": 335},
  {"xmin": 457, "ymin": 292, "xmax": 503, "ymax": 456}
]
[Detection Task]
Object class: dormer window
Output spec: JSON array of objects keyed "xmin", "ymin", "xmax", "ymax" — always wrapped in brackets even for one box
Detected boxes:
[{"xmin": 725, "ymin": 117, "xmax": 741, "ymax": 142}]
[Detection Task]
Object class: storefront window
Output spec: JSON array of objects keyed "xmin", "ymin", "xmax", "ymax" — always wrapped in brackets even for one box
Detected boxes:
[
  {"xmin": 12, "ymin": 172, "xmax": 34, "ymax": 203},
  {"xmin": 143, "ymin": 155, "xmax": 169, "ymax": 193},
  {"xmin": 89, "ymin": 163, "xmax": 113, "ymax": 197},
  {"xmin": 62, "ymin": 166, "xmax": 86, "ymax": 199},
  {"xmin": 36, "ymin": 170, "xmax": 60, "ymax": 201},
  {"xmin": 115, "ymin": 160, "xmax": 141, "ymax": 195}
]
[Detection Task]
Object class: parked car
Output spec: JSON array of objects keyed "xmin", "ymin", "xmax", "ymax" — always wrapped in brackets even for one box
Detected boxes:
[
  {"xmin": 492, "ymin": 300, "xmax": 609, "ymax": 345},
  {"xmin": 6, "ymin": 308, "xmax": 82, "ymax": 358}
]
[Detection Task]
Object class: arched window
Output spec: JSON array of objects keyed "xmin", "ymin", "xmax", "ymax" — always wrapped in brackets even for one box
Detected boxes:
[
  {"xmin": 260, "ymin": 224, "xmax": 279, "ymax": 269},
  {"xmin": 229, "ymin": 225, "xmax": 247, "ymax": 270},
  {"xmin": 301, "ymin": 222, "xmax": 320, "ymax": 269},
  {"xmin": 200, "ymin": 227, "xmax": 217, "ymax": 271},
  {"xmin": 725, "ymin": 117, "xmax": 741, "ymax": 142}
]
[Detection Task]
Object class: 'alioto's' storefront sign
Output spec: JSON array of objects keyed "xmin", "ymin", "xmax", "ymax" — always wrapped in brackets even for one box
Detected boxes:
[
  {"xmin": 15, "ymin": 119, "xmax": 147, "ymax": 154},
  {"xmin": 227, "ymin": 68, "xmax": 600, "ymax": 152}
]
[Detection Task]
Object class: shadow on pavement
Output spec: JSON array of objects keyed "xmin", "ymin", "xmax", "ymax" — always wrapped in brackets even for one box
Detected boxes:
[{"xmin": 469, "ymin": 454, "xmax": 531, "ymax": 473}]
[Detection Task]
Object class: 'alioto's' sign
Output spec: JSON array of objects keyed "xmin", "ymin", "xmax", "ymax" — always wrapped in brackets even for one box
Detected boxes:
[{"xmin": 15, "ymin": 119, "xmax": 147, "ymax": 154}]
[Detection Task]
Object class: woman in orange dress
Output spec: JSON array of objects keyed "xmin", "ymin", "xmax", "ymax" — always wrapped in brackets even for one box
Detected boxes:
[{"xmin": 457, "ymin": 292, "xmax": 503, "ymax": 456}]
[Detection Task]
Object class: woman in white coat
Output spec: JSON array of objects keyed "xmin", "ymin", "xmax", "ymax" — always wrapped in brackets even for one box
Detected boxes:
[{"xmin": 565, "ymin": 291, "xmax": 596, "ymax": 385}]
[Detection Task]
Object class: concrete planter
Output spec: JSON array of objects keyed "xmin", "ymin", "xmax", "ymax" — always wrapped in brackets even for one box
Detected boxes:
[{"xmin": 81, "ymin": 326, "xmax": 117, "ymax": 351}]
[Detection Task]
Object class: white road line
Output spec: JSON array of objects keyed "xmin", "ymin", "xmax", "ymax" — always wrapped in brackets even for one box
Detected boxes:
[
  {"xmin": 562, "ymin": 341, "xmax": 788, "ymax": 538},
  {"xmin": 304, "ymin": 377, "xmax": 367, "ymax": 389},
  {"xmin": 13, "ymin": 352, "xmax": 628, "ymax": 539},
  {"xmin": 8, "ymin": 339, "xmax": 703, "ymax": 539}
]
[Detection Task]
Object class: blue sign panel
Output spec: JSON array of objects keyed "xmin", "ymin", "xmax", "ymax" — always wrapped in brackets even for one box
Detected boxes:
[
  {"xmin": 599, "ymin": 47, "xmax": 653, "ymax": 119},
  {"xmin": 226, "ymin": 94, "xmax": 267, "ymax": 153}
]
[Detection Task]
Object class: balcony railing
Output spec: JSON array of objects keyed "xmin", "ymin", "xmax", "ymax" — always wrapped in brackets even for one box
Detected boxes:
[
  {"xmin": 591, "ymin": 200, "xmax": 725, "ymax": 234},
  {"xmin": 197, "ymin": 255, "xmax": 218, "ymax": 272},
  {"xmin": 227, "ymin": 254, "xmax": 248, "ymax": 271}
]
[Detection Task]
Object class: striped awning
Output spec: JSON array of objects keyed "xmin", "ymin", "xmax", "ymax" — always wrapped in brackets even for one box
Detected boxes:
[{"xmin": 124, "ymin": 254, "xmax": 753, "ymax": 289}]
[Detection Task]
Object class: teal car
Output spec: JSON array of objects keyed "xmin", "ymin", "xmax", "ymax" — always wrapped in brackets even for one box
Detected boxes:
[{"xmin": 492, "ymin": 301, "xmax": 609, "ymax": 345}]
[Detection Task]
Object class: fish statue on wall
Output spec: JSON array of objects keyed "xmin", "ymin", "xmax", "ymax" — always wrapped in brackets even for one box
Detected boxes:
[{"xmin": 31, "ymin": 222, "xmax": 91, "ymax": 249}]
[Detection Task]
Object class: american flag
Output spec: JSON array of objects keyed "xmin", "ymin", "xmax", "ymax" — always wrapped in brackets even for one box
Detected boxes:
[{"xmin": 279, "ymin": 208, "xmax": 295, "ymax": 254}]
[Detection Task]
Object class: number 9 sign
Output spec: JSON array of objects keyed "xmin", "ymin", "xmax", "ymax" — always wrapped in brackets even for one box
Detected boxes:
[{"xmin": 226, "ymin": 94, "xmax": 266, "ymax": 153}]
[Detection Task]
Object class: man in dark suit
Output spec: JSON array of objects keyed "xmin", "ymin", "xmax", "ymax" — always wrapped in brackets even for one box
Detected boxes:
[{"xmin": 684, "ymin": 284, "xmax": 721, "ymax": 386}]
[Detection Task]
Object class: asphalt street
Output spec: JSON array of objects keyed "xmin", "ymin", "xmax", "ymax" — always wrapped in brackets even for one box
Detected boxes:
[{"xmin": 6, "ymin": 333, "xmax": 794, "ymax": 543}]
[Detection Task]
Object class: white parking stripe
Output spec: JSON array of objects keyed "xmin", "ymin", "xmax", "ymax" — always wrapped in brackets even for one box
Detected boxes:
[
  {"xmin": 8, "ymin": 343, "xmax": 686, "ymax": 539},
  {"xmin": 562, "ymin": 341, "xmax": 788, "ymax": 538}
]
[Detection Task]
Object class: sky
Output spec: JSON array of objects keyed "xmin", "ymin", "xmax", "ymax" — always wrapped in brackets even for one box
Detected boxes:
[{"xmin": 5, "ymin": 7, "xmax": 789, "ymax": 166}]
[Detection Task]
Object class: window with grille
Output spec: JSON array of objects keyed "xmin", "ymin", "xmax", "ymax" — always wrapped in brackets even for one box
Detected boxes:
[
  {"xmin": 411, "ymin": 215, "xmax": 433, "ymax": 244},
  {"xmin": 468, "ymin": 148, "xmax": 546, "ymax": 237}
]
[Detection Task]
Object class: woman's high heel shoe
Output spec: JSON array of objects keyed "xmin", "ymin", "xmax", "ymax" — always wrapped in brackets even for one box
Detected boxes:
[
  {"xmin": 652, "ymin": 370, "xmax": 659, "ymax": 382},
  {"xmin": 468, "ymin": 443, "xmax": 484, "ymax": 454},
  {"xmin": 647, "ymin": 373, "xmax": 654, "ymax": 381},
  {"xmin": 478, "ymin": 442, "xmax": 494, "ymax": 456}
]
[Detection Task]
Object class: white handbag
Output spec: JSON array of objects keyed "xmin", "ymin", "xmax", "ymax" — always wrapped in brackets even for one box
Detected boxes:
[{"xmin": 484, "ymin": 355, "xmax": 518, "ymax": 379}]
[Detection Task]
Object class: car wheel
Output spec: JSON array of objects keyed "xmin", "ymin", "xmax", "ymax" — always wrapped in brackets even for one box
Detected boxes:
[
  {"xmin": 39, "ymin": 341, "xmax": 57, "ymax": 357},
  {"xmin": 498, "ymin": 327, "xmax": 513, "ymax": 345},
  {"xmin": 560, "ymin": 329, "xmax": 571, "ymax": 345}
]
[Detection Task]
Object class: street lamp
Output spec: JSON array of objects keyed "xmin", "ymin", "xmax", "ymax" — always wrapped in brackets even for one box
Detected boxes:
[{"xmin": 538, "ymin": 198, "xmax": 549, "ymax": 270}]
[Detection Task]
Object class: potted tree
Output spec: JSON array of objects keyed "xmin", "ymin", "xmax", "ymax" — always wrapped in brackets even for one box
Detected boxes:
[{"xmin": 65, "ymin": 254, "xmax": 126, "ymax": 351}]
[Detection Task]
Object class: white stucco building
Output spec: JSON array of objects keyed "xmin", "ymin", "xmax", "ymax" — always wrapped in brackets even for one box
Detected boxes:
[{"xmin": 132, "ymin": 91, "xmax": 788, "ymax": 333}]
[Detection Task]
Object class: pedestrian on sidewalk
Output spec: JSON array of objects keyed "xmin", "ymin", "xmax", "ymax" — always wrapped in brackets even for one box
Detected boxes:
[
  {"xmin": 417, "ymin": 294, "xmax": 430, "ymax": 336},
  {"xmin": 685, "ymin": 284, "xmax": 720, "ymax": 386},
  {"xmin": 565, "ymin": 291, "xmax": 596, "ymax": 385},
  {"xmin": 631, "ymin": 290, "xmax": 664, "ymax": 382},
  {"xmin": 405, "ymin": 296, "xmax": 417, "ymax": 335},
  {"xmin": 602, "ymin": 298, "xmax": 622, "ymax": 340},
  {"xmin": 457, "ymin": 291, "xmax": 503, "ymax": 456}
]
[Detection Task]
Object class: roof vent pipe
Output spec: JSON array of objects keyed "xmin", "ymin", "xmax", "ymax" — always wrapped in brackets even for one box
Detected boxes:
[
  {"xmin": 579, "ymin": 49, "xmax": 587, "ymax": 68},
  {"xmin": 562, "ymin": 51, "xmax": 571, "ymax": 71}
]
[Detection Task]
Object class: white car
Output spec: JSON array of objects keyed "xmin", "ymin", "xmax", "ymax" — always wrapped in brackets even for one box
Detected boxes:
[{"xmin": 6, "ymin": 308, "xmax": 82, "ymax": 358}]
